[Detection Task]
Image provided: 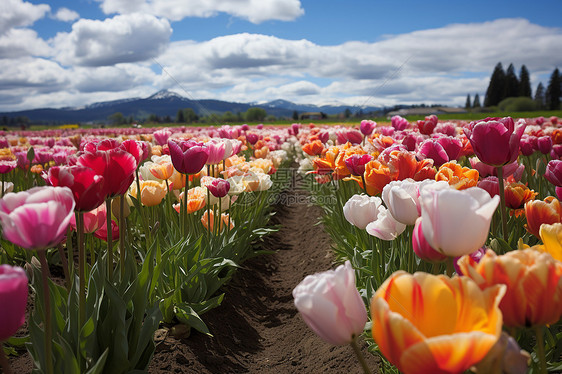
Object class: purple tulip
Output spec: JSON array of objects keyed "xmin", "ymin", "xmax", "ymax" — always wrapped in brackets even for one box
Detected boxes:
[
  {"xmin": 0, "ymin": 264, "xmax": 28, "ymax": 341},
  {"xmin": 0, "ymin": 186, "xmax": 75, "ymax": 250},
  {"xmin": 167, "ymin": 139, "xmax": 209, "ymax": 175},
  {"xmin": 465, "ymin": 117, "xmax": 526, "ymax": 167},
  {"xmin": 454, "ymin": 247, "xmax": 487, "ymax": 275},
  {"xmin": 344, "ymin": 154, "xmax": 373, "ymax": 176}
]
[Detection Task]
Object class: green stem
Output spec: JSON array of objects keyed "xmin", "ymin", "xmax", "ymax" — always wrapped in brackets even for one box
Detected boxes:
[
  {"xmin": 350, "ymin": 337, "xmax": 371, "ymax": 374},
  {"xmin": 119, "ymin": 195, "xmax": 126, "ymax": 279},
  {"xmin": 77, "ymin": 212, "xmax": 85, "ymax": 331},
  {"xmin": 105, "ymin": 198, "xmax": 113, "ymax": 281},
  {"xmin": 38, "ymin": 250, "xmax": 54, "ymax": 374},
  {"xmin": 361, "ymin": 174, "xmax": 369, "ymax": 196},
  {"xmin": 1, "ymin": 173, "xmax": 5, "ymax": 198},
  {"xmin": 56, "ymin": 243, "xmax": 70, "ymax": 292},
  {"xmin": 446, "ymin": 257, "xmax": 454, "ymax": 277},
  {"xmin": 0, "ymin": 343, "xmax": 13, "ymax": 374},
  {"xmin": 535, "ymin": 325, "xmax": 547, "ymax": 374},
  {"xmin": 496, "ymin": 166, "xmax": 508, "ymax": 242}
]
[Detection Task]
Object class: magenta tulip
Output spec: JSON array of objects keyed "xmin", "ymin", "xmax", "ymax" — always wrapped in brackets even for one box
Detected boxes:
[
  {"xmin": 477, "ymin": 176, "xmax": 500, "ymax": 198},
  {"xmin": 417, "ymin": 139, "xmax": 449, "ymax": 167},
  {"xmin": 0, "ymin": 264, "xmax": 28, "ymax": 341},
  {"xmin": 435, "ymin": 135, "xmax": 463, "ymax": 161},
  {"xmin": 293, "ymin": 261, "xmax": 367, "ymax": 345},
  {"xmin": 360, "ymin": 120, "xmax": 376, "ymax": 136},
  {"xmin": 207, "ymin": 178, "xmax": 230, "ymax": 198},
  {"xmin": 0, "ymin": 186, "xmax": 75, "ymax": 250},
  {"xmin": 0, "ymin": 160, "xmax": 16, "ymax": 174},
  {"xmin": 391, "ymin": 115, "xmax": 409, "ymax": 131},
  {"xmin": 246, "ymin": 133, "xmax": 259, "ymax": 145},
  {"xmin": 153, "ymin": 129, "xmax": 172, "ymax": 145},
  {"xmin": 545, "ymin": 159, "xmax": 562, "ymax": 187},
  {"xmin": 465, "ymin": 117, "xmax": 526, "ymax": 167},
  {"xmin": 168, "ymin": 139, "xmax": 209, "ymax": 175},
  {"xmin": 344, "ymin": 154, "xmax": 373, "ymax": 176},
  {"xmin": 537, "ymin": 136, "xmax": 553, "ymax": 155},
  {"xmin": 519, "ymin": 134, "xmax": 537, "ymax": 156}
]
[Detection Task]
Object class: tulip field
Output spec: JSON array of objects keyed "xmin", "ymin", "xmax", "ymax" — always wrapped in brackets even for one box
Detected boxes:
[{"xmin": 1, "ymin": 115, "xmax": 562, "ymax": 373}]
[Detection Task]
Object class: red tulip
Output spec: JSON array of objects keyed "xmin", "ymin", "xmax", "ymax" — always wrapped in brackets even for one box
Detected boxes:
[
  {"xmin": 46, "ymin": 166, "xmax": 105, "ymax": 212},
  {"xmin": 465, "ymin": 117, "xmax": 526, "ymax": 167},
  {"xmin": 77, "ymin": 142, "xmax": 136, "ymax": 198}
]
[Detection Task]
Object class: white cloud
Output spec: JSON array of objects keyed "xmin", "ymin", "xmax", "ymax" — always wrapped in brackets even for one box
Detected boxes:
[
  {"xmin": 0, "ymin": 0, "xmax": 50, "ymax": 35},
  {"xmin": 52, "ymin": 8, "xmax": 80, "ymax": 22},
  {"xmin": 52, "ymin": 13, "xmax": 172, "ymax": 66},
  {"xmin": 266, "ymin": 81, "xmax": 321, "ymax": 97},
  {"xmin": 0, "ymin": 28, "xmax": 51, "ymax": 58},
  {"xmin": 97, "ymin": 0, "xmax": 304, "ymax": 23},
  {"xmin": 73, "ymin": 64, "xmax": 157, "ymax": 92}
]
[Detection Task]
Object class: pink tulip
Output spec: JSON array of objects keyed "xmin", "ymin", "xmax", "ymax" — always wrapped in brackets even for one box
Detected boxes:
[
  {"xmin": 0, "ymin": 186, "xmax": 75, "ymax": 250},
  {"xmin": 412, "ymin": 218, "xmax": 447, "ymax": 262},
  {"xmin": 292, "ymin": 261, "xmax": 367, "ymax": 345},
  {"xmin": 0, "ymin": 160, "xmax": 17, "ymax": 174},
  {"xmin": 537, "ymin": 136, "xmax": 553, "ymax": 155},
  {"xmin": 206, "ymin": 140, "xmax": 226, "ymax": 165},
  {"xmin": 435, "ymin": 135, "xmax": 463, "ymax": 161},
  {"xmin": 153, "ymin": 129, "xmax": 172, "ymax": 145},
  {"xmin": 465, "ymin": 117, "xmax": 526, "ymax": 167},
  {"xmin": 0, "ymin": 264, "xmax": 28, "ymax": 341},
  {"xmin": 519, "ymin": 134, "xmax": 537, "ymax": 156},
  {"xmin": 391, "ymin": 115, "xmax": 409, "ymax": 131},
  {"xmin": 477, "ymin": 176, "xmax": 500, "ymax": 198}
]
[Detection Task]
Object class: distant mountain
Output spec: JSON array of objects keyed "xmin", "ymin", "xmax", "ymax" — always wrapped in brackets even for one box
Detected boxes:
[{"xmin": 0, "ymin": 90, "xmax": 382, "ymax": 124}]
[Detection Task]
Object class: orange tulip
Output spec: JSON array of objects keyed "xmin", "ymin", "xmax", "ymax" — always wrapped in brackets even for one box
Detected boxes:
[
  {"xmin": 435, "ymin": 161, "xmax": 479, "ymax": 190},
  {"xmin": 311, "ymin": 146, "xmax": 339, "ymax": 176},
  {"xmin": 173, "ymin": 186, "xmax": 206, "ymax": 214},
  {"xmin": 30, "ymin": 164, "xmax": 43, "ymax": 174},
  {"xmin": 458, "ymin": 249, "xmax": 562, "ymax": 328},
  {"xmin": 503, "ymin": 182, "xmax": 537, "ymax": 216},
  {"xmin": 254, "ymin": 146, "xmax": 269, "ymax": 159},
  {"xmin": 302, "ymin": 139, "xmax": 325, "ymax": 156},
  {"xmin": 524, "ymin": 196, "xmax": 562, "ymax": 237},
  {"xmin": 363, "ymin": 159, "xmax": 393, "ymax": 196},
  {"xmin": 200, "ymin": 209, "xmax": 234, "ymax": 232},
  {"xmin": 371, "ymin": 271, "xmax": 505, "ymax": 374},
  {"xmin": 384, "ymin": 150, "xmax": 436, "ymax": 181}
]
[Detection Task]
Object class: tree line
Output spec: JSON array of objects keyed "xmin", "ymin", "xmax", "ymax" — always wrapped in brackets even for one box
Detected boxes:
[{"xmin": 466, "ymin": 63, "xmax": 561, "ymax": 111}]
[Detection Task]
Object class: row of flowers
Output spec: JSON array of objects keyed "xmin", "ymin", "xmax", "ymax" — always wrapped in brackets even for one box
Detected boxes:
[
  {"xmin": 0, "ymin": 124, "xmax": 296, "ymax": 373},
  {"xmin": 292, "ymin": 115, "xmax": 562, "ymax": 373}
]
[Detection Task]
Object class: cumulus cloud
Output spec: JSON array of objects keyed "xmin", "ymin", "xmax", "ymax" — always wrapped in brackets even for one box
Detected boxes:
[
  {"xmin": 0, "ymin": 0, "xmax": 50, "ymax": 35},
  {"xmin": 97, "ymin": 0, "xmax": 304, "ymax": 23},
  {"xmin": 52, "ymin": 8, "xmax": 80, "ymax": 22},
  {"xmin": 0, "ymin": 28, "xmax": 51, "ymax": 58},
  {"xmin": 52, "ymin": 13, "xmax": 172, "ymax": 66},
  {"xmin": 0, "ymin": 57, "xmax": 69, "ymax": 92},
  {"xmin": 73, "ymin": 64, "xmax": 157, "ymax": 92}
]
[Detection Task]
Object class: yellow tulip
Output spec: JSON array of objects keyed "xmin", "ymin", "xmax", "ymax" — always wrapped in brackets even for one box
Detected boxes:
[
  {"xmin": 530, "ymin": 222, "xmax": 562, "ymax": 262},
  {"xmin": 129, "ymin": 180, "xmax": 167, "ymax": 207},
  {"xmin": 371, "ymin": 271, "xmax": 505, "ymax": 374}
]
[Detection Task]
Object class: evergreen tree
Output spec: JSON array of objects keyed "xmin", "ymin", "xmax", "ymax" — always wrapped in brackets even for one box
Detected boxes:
[
  {"xmin": 292, "ymin": 110, "xmax": 299, "ymax": 120},
  {"xmin": 505, "ymin": 63, "xmax": 519, "ymax": 98},
  {"xmin": 465, "ymin": 94, "xmax": 472, "ymax": 109},
  {"xmin": 545, "ymin": 68, "xmax": 561, "ymax": 110},
  {"xmin": 484, "ymin": 62, "xmax": 506, "ymax": 107},
  {"xmin": 183, "ymin": 108, "xmax": 199, "ymax": 123},
  {"xmin": 473, "ymin": 94, "xmax": 481, "ymax": 108},
  {"xmin": 534, "ymin": 82, "xmax": 545, "ymax": 109},
  {"xmin": 176, "ymin": 109, "xmax": 185, "ymax": 123},
  {"xmin": 519, "ymin": 65, "xmax": 532, "ymax": 98}
]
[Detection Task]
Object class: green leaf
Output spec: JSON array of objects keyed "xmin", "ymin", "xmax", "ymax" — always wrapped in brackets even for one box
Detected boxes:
[{"xmin": 174, "ymin": 304, "xmax": 212, "ymax": 336}]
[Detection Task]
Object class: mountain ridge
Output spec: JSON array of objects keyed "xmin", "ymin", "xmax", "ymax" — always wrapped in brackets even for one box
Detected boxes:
[{"xmin": 0, "ymin": 89, "xmax": 383, "ymax": 124}]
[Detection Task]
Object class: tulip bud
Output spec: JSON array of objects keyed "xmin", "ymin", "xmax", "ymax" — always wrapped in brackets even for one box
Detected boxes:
[{"xmin": 0, "ymin": 264, "xmax": 28, "ymax": 341}]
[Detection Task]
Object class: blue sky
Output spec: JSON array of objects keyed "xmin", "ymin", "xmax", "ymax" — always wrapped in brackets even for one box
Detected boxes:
[{"xmin": 2, "ymin": 0, "xmax": 562, "ymax": 112}]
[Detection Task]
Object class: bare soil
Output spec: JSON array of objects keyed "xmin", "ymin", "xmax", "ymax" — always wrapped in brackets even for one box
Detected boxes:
[{"xmin": 9, "ymin": 180, "xmax": 379, "ymax": 374}]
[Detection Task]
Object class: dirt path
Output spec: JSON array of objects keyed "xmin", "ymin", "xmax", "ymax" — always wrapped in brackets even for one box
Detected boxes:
[{"xmin": 148, "ymin": 178, "xmax": 379, "ymax": 373}]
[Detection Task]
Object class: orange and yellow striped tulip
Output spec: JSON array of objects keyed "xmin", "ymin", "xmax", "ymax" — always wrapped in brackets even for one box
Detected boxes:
[
  {"xmin": 458, "ymin": 249, "xmax": 562, "ymax": 328},
  {"xmin": 371, "ymin": 271, "xmax": 505, "ymax": 374}
]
